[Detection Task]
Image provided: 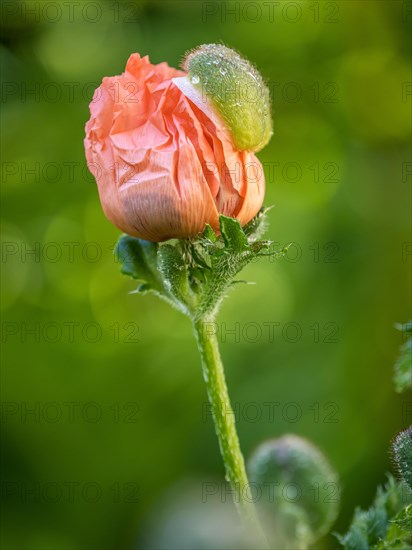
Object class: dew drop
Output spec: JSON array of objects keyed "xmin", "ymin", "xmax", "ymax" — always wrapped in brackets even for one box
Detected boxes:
[{"xmin": 191, "ymin": 75, "xmax": 200, "ymax": 85}]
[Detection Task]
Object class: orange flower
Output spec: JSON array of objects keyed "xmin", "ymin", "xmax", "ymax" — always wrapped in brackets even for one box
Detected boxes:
[{"xmin": 85, "ymin": 51, "xmax": 266, "ymax": 242}]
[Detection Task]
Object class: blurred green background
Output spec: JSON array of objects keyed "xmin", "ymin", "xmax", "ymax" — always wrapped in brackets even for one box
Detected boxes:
[{"xmin": 1, "ymin": 0, "xmax": 411, "ymax": 548}]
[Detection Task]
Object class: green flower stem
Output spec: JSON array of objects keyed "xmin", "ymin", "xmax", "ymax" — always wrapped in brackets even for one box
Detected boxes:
[{"xmin": 193, "ymin": 317, "xmax": 268, "ymax": 547}]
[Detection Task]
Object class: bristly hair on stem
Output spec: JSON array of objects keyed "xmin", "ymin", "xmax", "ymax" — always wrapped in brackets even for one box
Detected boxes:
[
  {"xmin": 114, "ymin": 208, "xmax": 283, "ymax": 545},
  {"xmin": 114, "ymin": 208, "xmax": 285, "ymax": 322}
]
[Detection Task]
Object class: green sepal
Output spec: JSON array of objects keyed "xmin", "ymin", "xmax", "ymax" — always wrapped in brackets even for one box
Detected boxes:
[
  {"xmin": 202, "ymin": 223, "xmax": 217, "ymax": 242},
  {"xmin": 115, "ymin": 209, "xmax": 283, "ymax": 321},
  {"xmin": 115, "ymin": 236, "xmax": 161, "ymax": 293},
  {"xmin": 183, "ymin": 44, "xmax": 272, "ymax": 152},
  {"xmin": 219, "ymin": 215, "xmax": 249, "ymax": 252}
]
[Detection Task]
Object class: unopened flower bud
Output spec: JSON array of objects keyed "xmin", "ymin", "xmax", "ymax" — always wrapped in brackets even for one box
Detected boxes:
[
  {"xmin": 85, "ymin": 46, "xmax": 271, "ymax": 242},
  {"xmin": 248, "ymin": 434, "xmax": 340, "ymax": 549}
]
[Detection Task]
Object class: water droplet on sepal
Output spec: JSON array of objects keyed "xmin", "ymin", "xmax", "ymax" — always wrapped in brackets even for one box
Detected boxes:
[{"xmin": 182, "ymin": 44, "xmax": 272, "ymax": 152}]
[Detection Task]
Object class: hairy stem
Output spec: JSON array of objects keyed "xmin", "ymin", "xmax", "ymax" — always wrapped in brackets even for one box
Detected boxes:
[{"xmin": 193, "ymin": 318, "xmax": 268, "ymax": 547}]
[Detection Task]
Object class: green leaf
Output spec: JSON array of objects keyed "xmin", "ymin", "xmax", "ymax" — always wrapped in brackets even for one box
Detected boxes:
[
  {"xmin": 374, "ymin": 506, "xmax": 412, "ymax": 549},
  {"xmin": 337, "ymin": 475, "xmax": 412, "ymax": 550},
  {"xmin": 115, "ymin": 236, "xmax": 161, "ymax": 292},
  {"xmin": 394, "ymin": 322, "xmax": 412, "ymax": 393},
  {"xmin": 392, "ymin": 504, "xmax": 412, "ymax": 533},
  {"xmin": 219, "ymin": 215, "xmax": 249, "ymax": 252},
  {"xmin": 336, "ymin": 524, "xmax": 370, "ymax": 550}
]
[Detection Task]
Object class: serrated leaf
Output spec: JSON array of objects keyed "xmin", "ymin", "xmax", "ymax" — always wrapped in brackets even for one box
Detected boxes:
[
  {"xmin": 336, "ymin": 523, "xmax": 369, "ymax": 550},
  {"xmin": 392, "ymin": 504, "xmax": 412, "ymax": 532},
  {"xmin": 394, "ymin": 340, "xmax": 412, "ymax": 393},
  {"xmin": 219, "ymin": 215, "xmax": 249, "ymax": 252},
  {"xmin": 337, "ymin": 475, "xmax": 412, "ymax": 550},
  {"xmin": 115, "ymin": 236, "xmax": 161, "ymax": 292},
  {"xmin": 396, "ymin": 322, "xmax": 412, "ymax": 335},
  {"xmin": 202, "ymin": 223, "xmax": 217, "ymax": 242},
  {"xmin": 374, "ymin": 506, "xmax": 412, "ymax": 549},
  {"xmin": 190, "ymin": 242, "xmax": 212, "ymax": 269}
]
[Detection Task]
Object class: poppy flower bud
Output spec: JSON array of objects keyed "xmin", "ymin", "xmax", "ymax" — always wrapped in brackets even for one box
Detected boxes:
[
  {"xmin": 393, "ymin": 427, "xmax": 412, "ymax": 492},
  {"xmin": 248, "ymin": 435, "xmax": 340, "ymax": 549},
  {"xmin": 84, "ymin": 45, "xmax": 272, "ymax": 242}
]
